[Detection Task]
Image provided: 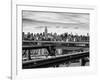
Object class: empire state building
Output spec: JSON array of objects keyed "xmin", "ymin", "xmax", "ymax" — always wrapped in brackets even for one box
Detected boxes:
[
  {"xmin": 44, "ymin": 26, "xmax": 48, "ymax": 38},
  {"xmin": 45, "ymin": 26, "xmax": 48, "ymax": 34}
]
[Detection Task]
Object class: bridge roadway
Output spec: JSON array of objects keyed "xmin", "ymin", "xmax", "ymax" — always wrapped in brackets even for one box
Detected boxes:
[
  {"xmin": 22, "ymin": 51, "xmax": 89, "ymax": 69},
  {"xmin": 23, "ymin": 40, "xmax": 89, "ymax": 44},
  {"xmin": 22, "ymin": 40, "xmax": 89, "ymax": 50},
  {"xmin": 22, "ymin": 45, "xmax": 87, "ymax": 50}
]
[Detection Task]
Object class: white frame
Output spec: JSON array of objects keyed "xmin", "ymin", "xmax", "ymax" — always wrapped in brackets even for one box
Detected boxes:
[{"xmin": 11, "ymin": 1, "xmax": 97, "ymax": 80}]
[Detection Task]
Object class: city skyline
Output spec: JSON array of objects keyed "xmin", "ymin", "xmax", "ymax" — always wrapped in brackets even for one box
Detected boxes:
[{"xmin": 22, "ymin": 11, "xmax": 89, "ymax": 35}]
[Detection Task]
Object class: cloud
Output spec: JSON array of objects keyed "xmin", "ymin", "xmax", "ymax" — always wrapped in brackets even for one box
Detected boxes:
[
  {"xmin": 22, "ymin": 11, "xmax": 89, "ymax": 24},
  {"xmin": 22, "ymin": 10, "xmax": 89, "ymax": 34}
]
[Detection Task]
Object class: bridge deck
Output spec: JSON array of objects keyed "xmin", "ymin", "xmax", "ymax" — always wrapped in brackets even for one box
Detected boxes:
[
  {"xmin": 23, "ymin": 40, "xmax": 89, "ymax": 44},
  {"xmin": 22, "ymin": 51, "xmax": 89, "ymax": 69},
  {"xmin": 22, "ymin": 45, "xmax": 88, "ymax": 50}
]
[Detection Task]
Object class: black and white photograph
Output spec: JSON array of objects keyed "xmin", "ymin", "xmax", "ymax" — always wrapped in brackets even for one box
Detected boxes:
[
  {"xmin": 0, "ymin": 0, "xmax": 99, "ymax": 80},
  {"xmin": 22, "ymin": 10, "xmax": 89, "ymax": 69}
]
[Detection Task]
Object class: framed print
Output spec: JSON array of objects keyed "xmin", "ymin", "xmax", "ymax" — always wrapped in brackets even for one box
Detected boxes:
[{"xmin": 11, "ymin": 1, "xmax": 97, "ymax": 80}]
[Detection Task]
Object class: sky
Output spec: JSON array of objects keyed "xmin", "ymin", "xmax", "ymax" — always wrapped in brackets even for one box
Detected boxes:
[{"xmin": 22, "ymin": 10, "xmax": 89, "ymax": 35}]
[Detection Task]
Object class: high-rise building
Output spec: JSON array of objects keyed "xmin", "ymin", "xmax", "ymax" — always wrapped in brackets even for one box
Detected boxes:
[
  {"xmin": 45, "ymin": 26, "xmax": 48, "ymax": 34},
  {"xmin": 44, "ymin": 26, "xmax": 48, "ymax": 39}
]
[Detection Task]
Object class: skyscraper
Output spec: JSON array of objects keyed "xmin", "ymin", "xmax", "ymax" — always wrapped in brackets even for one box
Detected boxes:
[
  {"xmin": 44, "ymin": 26, "xmax": 48, "ymax": 39},
  {"xmin": 45, "ymin": 26, "xmax": 48, "ymax": 34}
]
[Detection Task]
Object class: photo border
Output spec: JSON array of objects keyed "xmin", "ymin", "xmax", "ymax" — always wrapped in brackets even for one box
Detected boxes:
[{"xmin": 11, "ymin": 3, "xmax": 97, "ymax": 80}]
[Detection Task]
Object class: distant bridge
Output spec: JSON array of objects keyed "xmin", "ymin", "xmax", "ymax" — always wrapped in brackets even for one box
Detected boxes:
[
  {"xmin": 22, "ymin": 40, "xmax": 89, "ymax": 44},
  {"xmin": 22, "ymin": 40, "xmax": 89, "ymax": 48}
]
